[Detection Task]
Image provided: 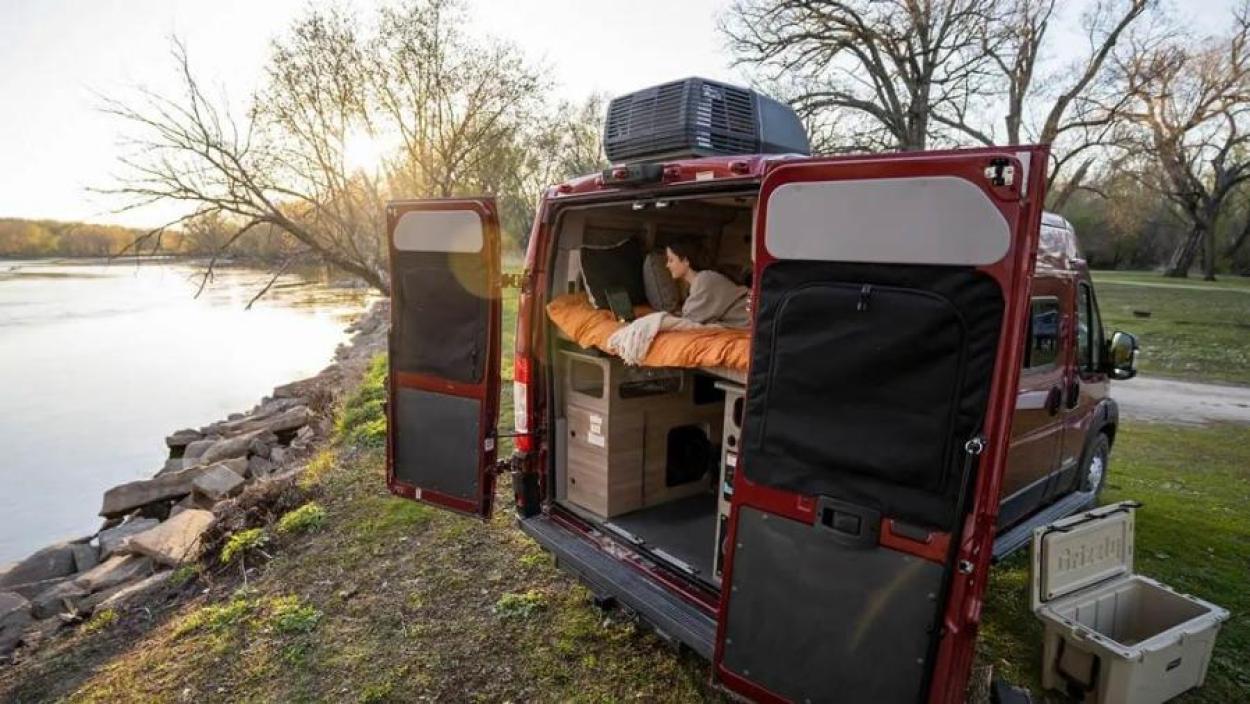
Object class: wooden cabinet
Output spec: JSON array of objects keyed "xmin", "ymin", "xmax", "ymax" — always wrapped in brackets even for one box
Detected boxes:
[{"xmin": 561, "ymin": 350, "xmax": 723, "ymax": 519}]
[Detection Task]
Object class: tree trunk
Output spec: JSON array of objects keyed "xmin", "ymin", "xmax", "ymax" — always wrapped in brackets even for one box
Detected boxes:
[
  {"xmin": 1227, "ymin": 215, "xmax": 1250, "ymax": 257},
  {"xmin": 1164, "ymin": 227, "xmax": 1203, "ymax": 277},
  {"xmin": 1202, "ymin": 224, "xmax": 1217, "ymax": 281}
]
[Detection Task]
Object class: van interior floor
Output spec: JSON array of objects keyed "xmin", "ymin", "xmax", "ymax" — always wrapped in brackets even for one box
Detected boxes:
[{"xmin": 603, "ymin": 492, "xmax": 718, "ymax": 582}]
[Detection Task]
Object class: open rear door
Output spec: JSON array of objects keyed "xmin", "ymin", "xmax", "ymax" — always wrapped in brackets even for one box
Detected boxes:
[
  {"xmin": 386, "ymin": 198, "xmax": 501, "ymax": 518},
  {"xmin": 714, "ymin": 147, "xmax": 1048, "ymax": 703}
]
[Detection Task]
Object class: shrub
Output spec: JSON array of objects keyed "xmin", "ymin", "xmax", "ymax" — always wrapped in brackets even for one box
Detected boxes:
[
  {"xmin": 268, "ymin": 595, "xmax": 322, "ymax": 634},
  {"xmin": 277, "ymin": 502, "xmax": 327, "ymax": 535},
  {"xmin": 493, "ymin": 589, "xmax": 547, "ymax": 619},
  {"xmin": 84, "ymin": 608, "xmax": 118, "ymax": 634},
  {"xmin": 221, "ymin": 528, "xmax": 268, "ymax": 564}
]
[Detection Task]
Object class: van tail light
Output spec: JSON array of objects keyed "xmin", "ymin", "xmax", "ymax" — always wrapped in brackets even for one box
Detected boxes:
[{"xmin": 513, "ymin": 355, "xmax": 532, "ymax": 452}]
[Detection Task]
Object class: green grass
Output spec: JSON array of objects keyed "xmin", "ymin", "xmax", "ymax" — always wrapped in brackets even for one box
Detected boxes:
[
  {"xmin": 1092, "ymin": 270, "xmax": 1250, "ymax": 385},
  {"xmin": 334, "ymin": 354, "xmax": 388, "ymax": 447},
  {"xmin": 981, "ymin": 422, "xmax": 1250, "ymax": 701}
]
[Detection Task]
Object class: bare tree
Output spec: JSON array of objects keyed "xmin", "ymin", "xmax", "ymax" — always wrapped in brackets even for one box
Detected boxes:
[
  {"xmin": 370, "ymin": 0, "xmax": 545, "ymax": 199},
  {"xmin": 969, "ymin": 0, "xmax": 1152, "ymax": 208},
  {"xmin": 1118, "ymin": 3, "xmax": 1250, "ymax": 279},
  {"xmin": 721, "ymin": 0, "xmax": 1002, "ymax": 151},
  {"xmin": 101, "ymin": 0, "xmax": 551, "ymax": 296},
  {"xmin": 100, "ymin": 32, "xmax": 388, "ymax": 293}
]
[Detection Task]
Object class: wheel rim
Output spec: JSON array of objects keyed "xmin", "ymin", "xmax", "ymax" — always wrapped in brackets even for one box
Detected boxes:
[{"xmin": 1085, "ymin": 452, "xmax": 1105, "ymax": 492}]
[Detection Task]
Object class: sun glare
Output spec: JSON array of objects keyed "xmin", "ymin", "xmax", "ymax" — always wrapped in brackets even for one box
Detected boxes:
[{"xmin": 343, "ymin": 129, "xmax": 388, "ymax": 174}]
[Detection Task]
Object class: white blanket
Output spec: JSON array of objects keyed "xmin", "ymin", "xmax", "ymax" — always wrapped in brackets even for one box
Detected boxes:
[{"xmin": 606, "ymin": 312, "xmax": 709, "ymax": 365}]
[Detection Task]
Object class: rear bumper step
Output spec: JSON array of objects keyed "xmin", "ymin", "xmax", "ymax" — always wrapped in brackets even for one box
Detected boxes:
[
  {"xmin": 992, "ymin": 489, "xmax": 1098, "ymax": 562},
  {"xmin": 519, "ymin": 513, "xmax": 717, "ymax": 659}
]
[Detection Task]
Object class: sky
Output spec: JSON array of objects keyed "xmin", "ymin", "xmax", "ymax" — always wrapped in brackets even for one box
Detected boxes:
[{"xmin": 0, "ymin": 0, "xmax": 1238, "ymax": 228}]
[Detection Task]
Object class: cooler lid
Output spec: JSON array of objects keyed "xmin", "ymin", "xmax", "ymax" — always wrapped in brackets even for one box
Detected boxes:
[{"xmin": 1030, "ymin": 501, "xmax": 1137, "ymax": 611}]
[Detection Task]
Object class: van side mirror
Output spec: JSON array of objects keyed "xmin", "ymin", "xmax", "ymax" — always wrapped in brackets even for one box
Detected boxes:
[{"xmin": 1105, "ymin": 331, "xmax": 1139, "ymax": 381}]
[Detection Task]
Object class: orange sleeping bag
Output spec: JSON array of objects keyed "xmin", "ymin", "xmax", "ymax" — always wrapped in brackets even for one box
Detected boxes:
[{"xmin": 545, "ymin": 293, "xmax": 751, "ymax": 371}]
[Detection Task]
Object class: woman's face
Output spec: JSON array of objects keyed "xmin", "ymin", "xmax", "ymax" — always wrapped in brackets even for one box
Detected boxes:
[{"xmin": 665, "ymin": 247, "xmax": 691, "ymax": 280}]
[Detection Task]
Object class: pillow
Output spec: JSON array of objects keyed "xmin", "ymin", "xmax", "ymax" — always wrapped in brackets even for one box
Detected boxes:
[
  {"xmin": 580, "ymin": 238, "xmax": 646, "ymax": 309},
  {"xmin": 642, "ymin": 250, "xmax": 680, "ymax": 313}
]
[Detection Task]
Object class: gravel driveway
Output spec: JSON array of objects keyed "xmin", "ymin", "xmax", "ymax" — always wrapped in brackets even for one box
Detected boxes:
[{"xmin": 1113, "ymin": 376, "xmax": 1250, "ymax": 425}]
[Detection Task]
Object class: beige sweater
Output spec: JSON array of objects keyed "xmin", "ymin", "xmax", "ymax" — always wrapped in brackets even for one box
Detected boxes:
[{"xmin": 682, "ymin": 270, "xmax": 750, "ymax": 328}]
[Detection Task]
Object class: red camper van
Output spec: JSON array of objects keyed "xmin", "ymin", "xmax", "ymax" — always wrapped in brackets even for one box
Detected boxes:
[{"xmin": 383, "ymin": 78, "xmax": 1140, "ymax": 703}]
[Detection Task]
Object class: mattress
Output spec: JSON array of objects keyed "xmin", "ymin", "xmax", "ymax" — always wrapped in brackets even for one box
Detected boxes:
[{"xmin": 546, "ymin": 293, "xmax": 751, "ymax": 372}]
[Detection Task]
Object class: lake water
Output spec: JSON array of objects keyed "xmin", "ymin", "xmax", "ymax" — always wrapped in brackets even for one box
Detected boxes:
[{"xmin": 0, "ymin": 258, "xmax": 372, "ymax": 564}]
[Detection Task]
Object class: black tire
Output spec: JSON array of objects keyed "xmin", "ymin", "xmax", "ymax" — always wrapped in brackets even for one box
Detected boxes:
[{"xmin": 1079, "ymin": 432, "xmax": 1111, "ymax": 496}]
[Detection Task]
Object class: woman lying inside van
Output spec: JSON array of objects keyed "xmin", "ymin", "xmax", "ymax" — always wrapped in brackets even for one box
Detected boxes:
[
  {"xmin": 602, "ymin": 238, "xmax": 751, "ymax": 365},
  {"xmin": 664, "ymin": 237, "xmax": 750, "ymax": 328}
]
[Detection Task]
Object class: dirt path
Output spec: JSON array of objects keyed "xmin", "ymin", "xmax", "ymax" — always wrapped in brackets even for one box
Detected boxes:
[{"xmin": 1113, "ymin": 376, "xmax": 1250, "ymax": 425}]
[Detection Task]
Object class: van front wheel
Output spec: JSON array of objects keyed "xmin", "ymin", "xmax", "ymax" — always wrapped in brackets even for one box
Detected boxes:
[{"xmin": 1080, "ymin": 433, "xmax": 1110, "ymax": 496}]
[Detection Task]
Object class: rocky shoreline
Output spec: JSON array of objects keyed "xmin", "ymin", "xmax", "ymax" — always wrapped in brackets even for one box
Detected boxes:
[{"xmin": 0, "ymin": 300, "xmax": 389, "ymax": 661}]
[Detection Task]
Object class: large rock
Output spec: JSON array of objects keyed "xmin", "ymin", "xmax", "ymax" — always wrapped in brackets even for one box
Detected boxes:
[
  {"xmin": 199, "ymin": 429, "xmax": 270, "ymax": 465},
  {"xmin": 5, "ymin": 575, "xmax": 71, "ymax": 600},
  {"xmin": 205, "ymin": 398, "xmax": 304, "ymax": 436},
  {"xmin": 0, "ymin": 592, "xmax": 31, "ymax": 631},
  {"xmin": 221, "ymin": 457, "xmax": 249, "ymax": 477},
  {"xmin": 165, "ymin": 428, "xmax": 203, "ymax": 451},
  {"xmin": 97, "ymin": 518, "xmax": 160, "ymax": 559},
  {"xmin": 74, "ymin": 554, "xmax": 154, "ymax": 594},
  {"xmin": 247, "ymin": 434, "xmax": 273, "ymax": 459},
  {"xmin": 30, "ymin": 580, "xmax": 87, "ymax": 619},
  {"xmin": 0, "ymin": 543, "xmax": 78, "ymax": 589},
  {"xmin": 0, "ymin": 593, "xmax": 30, "ymax": 655},
  {"xmin": 290, "ymin": 424, "xmax": 317, "ymax": 450},
  {"xmin": 94, "ymin": 571, "xmax": 172, "ymax": 612},
  {"xmin": 182, "ymin": 437, "xmax": 218, "ymax": 461},
  {"xmin": 255, "ymin": 405, "xmax": 313, "ymax": 435},
  {"xmin": 191, "ymin": 464, "xmax": 245, "ymax": 502},
  {"xmin": 99, "ymin": 465, "xmax": 217, "ymax": 518},
  {"xmin": 273, "ymin": 375, "xmax": 321, "ymax": 400},
  {"xmin": 70, "ymin": 543, "xmax": 98, "ymax": 573},
  {"xmin": 247, "ymin": 455, "xmax": 276, "ymax": 478},
  {"xmin": 124, "ymin": 510, "xmax": 217, "ymax": 566}
]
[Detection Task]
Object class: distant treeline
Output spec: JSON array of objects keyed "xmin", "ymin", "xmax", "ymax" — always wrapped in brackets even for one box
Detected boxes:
[
  {"xmin": 0, "ymin": 215, "xmax": 301, "ymax": 261},
  {"xmin": 0, "ymin": 218, "xmax": 155, "ymax": 258}
]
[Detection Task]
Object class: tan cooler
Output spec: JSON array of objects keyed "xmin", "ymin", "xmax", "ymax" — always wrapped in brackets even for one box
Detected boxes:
[{"xmin": 1031, "ymin": 502, "xmax": 1229, "ymax": 704}]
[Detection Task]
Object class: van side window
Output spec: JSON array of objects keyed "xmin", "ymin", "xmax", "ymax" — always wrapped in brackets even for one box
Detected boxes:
[
  {"xmin": 1077, "ymin": 283, "xmax": 1105, "ymax": 372},
  {"xmin": 1024, "ymin": 297, "xmax": 1060, "ymax": 370}
]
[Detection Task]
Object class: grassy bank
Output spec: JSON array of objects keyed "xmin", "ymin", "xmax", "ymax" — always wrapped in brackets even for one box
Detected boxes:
[
  {"xmin": 4, "ymin": 286, "xmax": 1245, "ymax": 702},
  {"xmin": 8, "ymin": 358, "xmax": 1244, "ymax": 702},
  {"xmin": 981, "ymin": 422, "xmax": 1250, "ymax": 700},
  {"xmin": 1092, "ymin": 271, "xmax": 1250, "ymax": 385}
]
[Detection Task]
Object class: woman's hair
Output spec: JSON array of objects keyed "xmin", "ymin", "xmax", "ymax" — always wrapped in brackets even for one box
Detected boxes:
[{"xmin": 665, "ymin": 236, "xmax": 707, "ymax": 271}]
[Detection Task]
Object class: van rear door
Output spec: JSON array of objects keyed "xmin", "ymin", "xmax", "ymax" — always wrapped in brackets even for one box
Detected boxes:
[
  {"xmin": 385, "ymin": 198, "xmax": 502, "ymax": 518},
  {"xmin": 715, "ymin": 147, "xmax": 1047, "ymax": 703}
]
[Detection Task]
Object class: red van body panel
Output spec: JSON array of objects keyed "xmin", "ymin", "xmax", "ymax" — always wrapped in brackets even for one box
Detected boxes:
[{"xmin": 391, "ymin": 145, "xmax": 1123, "ymax": 704}]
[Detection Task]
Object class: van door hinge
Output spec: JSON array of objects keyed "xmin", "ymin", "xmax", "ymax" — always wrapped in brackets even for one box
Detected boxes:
[{"xmin": 501, "ymin": 272, "xmax": 528, "ymax": 290}]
